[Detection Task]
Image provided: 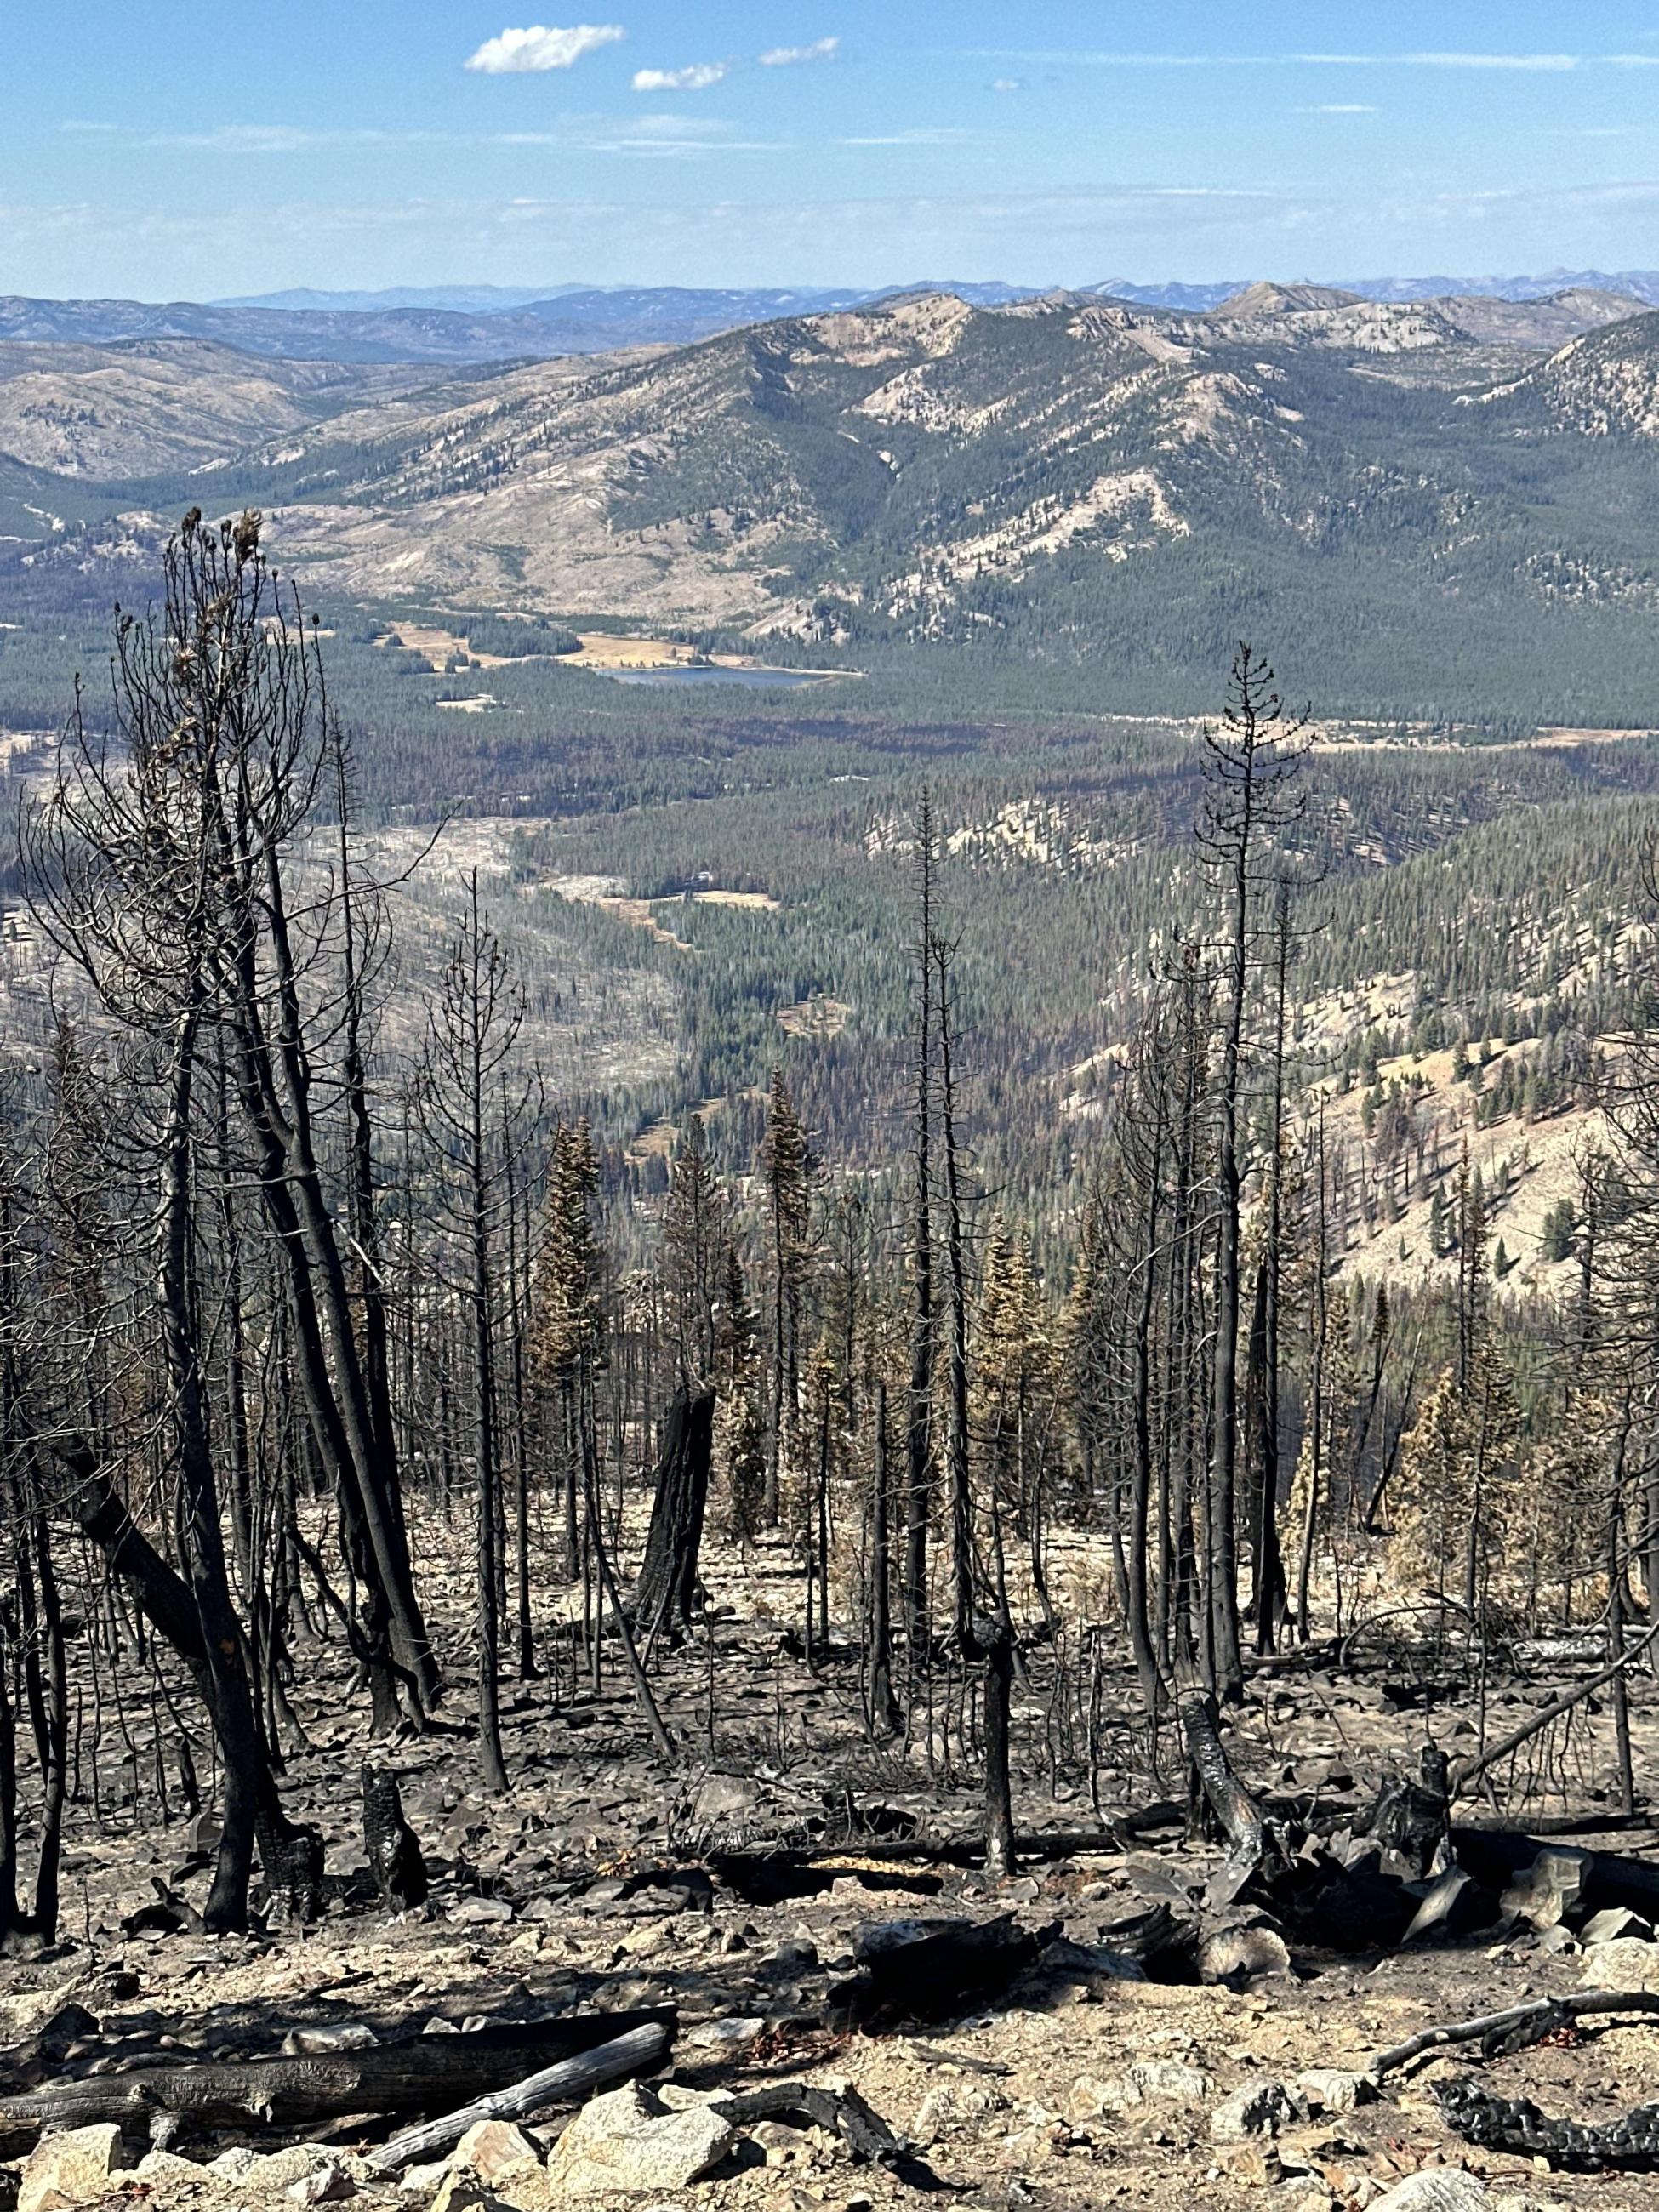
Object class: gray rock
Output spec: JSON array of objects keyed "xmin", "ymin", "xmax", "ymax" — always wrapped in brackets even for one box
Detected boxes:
[
  {"xmin": 1582, "ymin": 1906, "xmax": 1652, "ymax": 1946},
  {"xmin": 687, "ymin": 1774, "xmax": 763, "ymax": 1830},
  {"xmin": 1209, "ymin": 2078, "xmax": 1301, "ymax": 2141},
  {"xmin": 684, "ymin": 2015, "xmax": 764, "ymax": 2048},
  {"xmin": 1370, "ymin": 2175, "xmax": 1487, "ymax": 2212},
  {"xmin": 1199, "ymin": 1924, "xmax": 1291, "ymax": 1985},
  {"xmin": 20, "ymin": 2123, "xmax": 128, "ymax": 2212},
  {"xmin": 1295, "ymin": 2068, "xmax": 1377, "ymax": 2114},
  {"xmin": 1129, "ymin": 2060, "xmax": 1211, "ymax": 2102},
  {"xmin": 767, "ymin": 1936, "xmax": 818, "ymax": 1969},
  {"xmin": 1580, "ymin": 1936, "xmax": 1659, "ymax": 1991},
  {"xmin": 542, "ymin": 2082, "xmax": 733, "ymax": 2197},
  {"xmin": 282, "ymin": 2022, "xmax": 379, "ymax": 2055},
  {"xmin": 135, "ymin": 2150, "xmax": 208, "ymax": 2188},
  {"xmin": 288, "ymin": 2169, "xmax": 356, "ymax": 2203},
  {"xmin": 447, "ymin": 2121, "xmax": 541, "ymax": 2185},
  {"xmin": 208, "ymin": 2146, "xmax": 263, "ymax": 2182},
  {"xmin": 1075, "ymin": 2060, "xmax": 1210, "ymax": 2113},
  {"xmin": 242, "ymin": 2143, "xmax": 354, "ymax": 2193}
]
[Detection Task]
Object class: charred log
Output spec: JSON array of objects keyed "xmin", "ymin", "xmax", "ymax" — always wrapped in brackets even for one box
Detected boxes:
[{"xmin": 0, "ymin": 2011, "xmax": 677, "ymax": 2136}]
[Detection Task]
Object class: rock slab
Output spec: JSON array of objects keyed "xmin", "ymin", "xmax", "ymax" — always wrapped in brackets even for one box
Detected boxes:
[
  {"xmin": 20, "ymin": 2124, "xmax": 128, "ymax": 2212},
  {"xmin": 534, "ymin": 2083, "xmax": 733, "ymax": 2198}
]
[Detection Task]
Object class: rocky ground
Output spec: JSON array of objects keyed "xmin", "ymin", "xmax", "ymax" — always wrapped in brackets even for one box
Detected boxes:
[{"xmin": 4, "ymin": 1525, "xmax": 1659, "ymax": 2212}]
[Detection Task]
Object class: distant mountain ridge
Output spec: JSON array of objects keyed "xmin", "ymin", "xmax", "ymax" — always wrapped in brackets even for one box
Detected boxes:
[{"xmin": 5, "ymin": 271, "xmax": 1656, "ymax": 368}]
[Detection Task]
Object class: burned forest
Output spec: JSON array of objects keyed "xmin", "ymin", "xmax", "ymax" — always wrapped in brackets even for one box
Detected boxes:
[{"xmin": 7, "ymin": 512, "xmax": 1659, "ymax": 2212}]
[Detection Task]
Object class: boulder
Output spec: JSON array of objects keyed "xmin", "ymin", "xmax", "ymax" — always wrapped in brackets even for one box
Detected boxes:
[
  {"xmin": 536, "ymin": 2082, "xmax": 733, "ymax": 2198},
  {"xmin": 1295, "ymin": 2068, "xmax": 1377, "ymax": 2114},
  {"xmin": 1369, "ymin": 2176, "xmax": 1487, "ymax": 2212},
  {"xmin": 688, "ymin": 1774, "xmax": 763, "ymax": 1830},
  {"xmin": 396, "ymin": 2165, "xmax": 449, "ymax": 2199},
  {"xmin": 1209, "ymin": 2078, "xmax": 1301, "ymax": 2141},
  {"xmin": 20, "ymin": 2124, "xmax": 128, "ymax": 2212},
  {"xmin": 447, "ymin": 2124, "xmax": 542, "ymax": 2188},
  {"xmin": 1074, "ymin": 2060, "xmax": 1210, "ymax": 2114},
  {"xmin": 208, "ymin": 2148, "xmax": 262, "ymax": 2184},
  {"xmin": 428, "ymin": 2178, "xmax": 503, "ymax": 2212},
  {"xmin": 135, "ymin": 2151, "xmax": 208, "ymax": 2190},
  {"xmin": 288, "ymin": 2171, "xmax": 356, "ymax": 2205},
  {"xmin": 1580, "ymin": 1936, "xmax": 1659, "ymax": 1992},
  {"xmin": 241, "ymin": 2145, "xmax": 355, "ymax": 2195}
]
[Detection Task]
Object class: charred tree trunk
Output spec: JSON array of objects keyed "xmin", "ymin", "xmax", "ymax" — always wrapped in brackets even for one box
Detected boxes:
[
  {"xmin": 868, "ymin": 1381, "xmax": 900, "ymax": 1735},
  {"xmin": 629, "ymin": 1388, "xmax": 715, "ymax": 1643}
]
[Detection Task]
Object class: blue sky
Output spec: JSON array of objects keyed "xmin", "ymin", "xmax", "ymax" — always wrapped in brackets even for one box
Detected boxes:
[{"xmin": 7, "ymin": 1, "xmax": 1659, "ymax": 298}]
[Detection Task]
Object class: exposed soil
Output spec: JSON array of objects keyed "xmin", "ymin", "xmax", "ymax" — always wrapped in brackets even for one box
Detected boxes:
[{"xmin": 5, "ymin": 1525, "xmax": 1659, "ymax": 2212}]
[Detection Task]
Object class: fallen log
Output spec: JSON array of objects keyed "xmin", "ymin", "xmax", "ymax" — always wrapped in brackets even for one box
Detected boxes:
[
  {"xmin": 0, "ymin": 2011, "xmax": 676, "ymax": 2135},
  {"xmin": 365, "ymin": 2024, "xmax": 670, "ymax": 2172},
  {"xmin": 1437, "ymin": 2076, "xmax": 1659, "ymax": 2171},
  {"xmin": 1371, "ymin": 1991, "xmax": 1659, "ymax": 2078},
  {"xmin": 706, "ymin": 1805, "xmax": 1186, "ymax": 1901},
  {"xmin": 1449, "ymin": 1617, "xmax": 1659, "ymax": 1795},
  {"xmin": 1180, "ymin": 1690, "xmax": 1271, "ymax": 1909}
]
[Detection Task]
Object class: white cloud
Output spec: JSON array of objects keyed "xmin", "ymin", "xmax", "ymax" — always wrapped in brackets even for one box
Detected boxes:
[
  {"xmin": 990, "ymin": 78, "xmax": 1026, "ymax": 94},
  {"xmin": 1300, "ymin": 51, "xmax": 1579, "ymax": 71},
  {"xmin": 630, "ymin": 63, "xmax": 727, "ymax": 91},
  {"xmin": 967, "ymin": 48, "xmax": 1586, "ymax": 71},
  {"xmin": 465, "ymin": 24, "xmax": 624, "ymax": 74},
  {"xmin": 759, "ymin": 36, "xmax": 839, "ymax": 66},
  {"xmin": 1295, "ymin": 103, "xmax": 1378, "ymax": 114},
  {"xmin": 838, "ymin": 128, "xmax": 974, "ymax": 146}
]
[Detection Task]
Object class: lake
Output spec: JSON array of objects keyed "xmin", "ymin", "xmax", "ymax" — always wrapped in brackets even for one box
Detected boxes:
[{"xmin": 587, "ymin": 663, "xmax": 838, "ymax": 690}]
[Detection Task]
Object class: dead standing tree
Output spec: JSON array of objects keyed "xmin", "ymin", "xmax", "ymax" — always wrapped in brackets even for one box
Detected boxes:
[
  {"xmin": 628, "ymin": 1385, "xmax": 716, "ymax": 1645},
  {"xmin": 22, "ymin": 513, "xmax": 294, "ymax": 1927},
  {"xmin": 417, "ymin": 870, "xmax": 534, "ymax": 1795},
  {"xmin": 1194, "ymin": 642, "xmax": 1310, "ymax": 1703},
  {"xmin": 904, "ymin": 795, "xmax": 938, "ymax": 1696},
  {"xmin": 934, "ymin": 932, "xmax": 1017, "ymax": 1877},
  {"xmin": 34, "ymin": 513, "xmax": 440, "ymax": 1734}
]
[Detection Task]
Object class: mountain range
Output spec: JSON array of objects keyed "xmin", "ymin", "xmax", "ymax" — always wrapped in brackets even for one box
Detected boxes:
[
  {"xmin": 5, "ymin": 271, "xmax": 1659, "ymax": 367},
  {"xmin": 11, "ymin": 278, "xmax": 1659, "ymax": 717}
]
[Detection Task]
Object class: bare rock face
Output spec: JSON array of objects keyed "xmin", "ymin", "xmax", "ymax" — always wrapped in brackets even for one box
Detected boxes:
[
  {"xmin": 19, "ymin": 2123, "xmax": 128, "ymax": 2212},
  {"xmin": 525, "ymin": 2082, "xmax": 733, "ymax": 2200}
]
